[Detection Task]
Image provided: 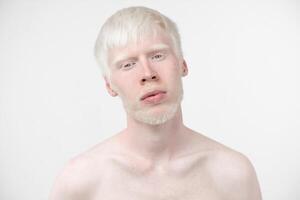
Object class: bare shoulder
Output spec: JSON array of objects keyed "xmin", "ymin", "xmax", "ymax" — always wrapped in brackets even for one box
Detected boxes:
[
  {"xmin": 49, "ymin": 156, "xmax": 96, "ymax": 199},
  {"xmin": 49, "ymin": 136, "xmax": 115, "ymax": 200},
  {"xmin": 210, "ymin": 149, "xmax": 262, "ymax": 199},
  {"xmin": 192, "ymin": 131, "xmax": 262, "ymax": 200}
]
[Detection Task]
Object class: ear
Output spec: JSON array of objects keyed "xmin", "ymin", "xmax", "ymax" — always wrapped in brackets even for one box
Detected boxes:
[
  {"xmin": 104, "ymin": 77, "xmax": 118, "ymax": 97},
  {"xmin": 181, "ymin": 59, "xmax": 188, "ymax": 77}
]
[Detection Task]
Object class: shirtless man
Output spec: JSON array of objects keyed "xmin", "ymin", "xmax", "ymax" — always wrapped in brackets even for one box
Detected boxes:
[{"xmin": 50, "ymin": 6, "xmax": 262, "ymax": 200}]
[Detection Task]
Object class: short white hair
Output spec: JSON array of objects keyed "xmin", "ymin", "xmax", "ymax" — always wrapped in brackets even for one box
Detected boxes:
[{"xmin": 94, "ymin": 6, "xmax": 183, "ymax": 78}]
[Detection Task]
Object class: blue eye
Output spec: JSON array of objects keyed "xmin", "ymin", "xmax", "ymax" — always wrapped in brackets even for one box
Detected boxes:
[{"xmin": 121, "ymin": 62, "xmax": 136, "ymax": 69}]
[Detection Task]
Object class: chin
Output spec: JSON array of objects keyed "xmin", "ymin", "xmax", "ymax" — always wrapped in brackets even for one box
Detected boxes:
[
  {"xmin": 132, "ymin": 102, "xmax": 180, "ymax": 125},
  {"xmin": 124, "ymin": 87, "xmax": 184, "ymax": 125}
]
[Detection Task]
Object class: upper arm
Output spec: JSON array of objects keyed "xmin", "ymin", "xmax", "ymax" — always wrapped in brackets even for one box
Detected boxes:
[
  {"xmin": 49, "ymin": 171, "xmax": 80, "ymax": 200},
  {"xmin": 225, "ymin": 154, "xmax": 262, "ymax": 200},
  {"xmin": 209, "ymin": 150, "xmax": 262, "ymax": 200},
  {"xmin": 49, "ymin": 157, "xmax": 96, "ymax": 200}
]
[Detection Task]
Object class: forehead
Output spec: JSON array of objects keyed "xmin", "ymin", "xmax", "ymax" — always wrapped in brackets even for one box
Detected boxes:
[{"xmin": 108, "ymin": 34, "xmax": 173, "ymax": 64}]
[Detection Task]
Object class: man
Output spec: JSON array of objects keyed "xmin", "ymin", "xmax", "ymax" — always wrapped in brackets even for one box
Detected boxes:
[{"xmin": 50, "ymin": 6, "xmax": 262, "ymax": 200}]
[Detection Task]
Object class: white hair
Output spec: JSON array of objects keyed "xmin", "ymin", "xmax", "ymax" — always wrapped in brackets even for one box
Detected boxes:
[{"xmin": 94, "ymin": 6, "xmax": 183, "ymax": 78}]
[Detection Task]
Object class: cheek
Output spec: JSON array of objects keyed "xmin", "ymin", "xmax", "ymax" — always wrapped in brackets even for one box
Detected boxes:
[
  {"xmin": 161, "ymin": 63, "xmax": 182, "ymax": 81},
  {"xmin": 164, "ymin": 67, "xmax": 183, "ymax": 90},
  {"xmin": 163, "ymin": 58, "xmax": 181, "ymax": 73},
  {"xmin": 110, "ymin": 76, "xmax": 137, "ymax": 98}
]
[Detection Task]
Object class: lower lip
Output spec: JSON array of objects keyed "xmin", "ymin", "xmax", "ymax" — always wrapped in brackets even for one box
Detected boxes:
[{"xmin": 142, "ymin": 92, "xmax": 166, "ymax": 104}]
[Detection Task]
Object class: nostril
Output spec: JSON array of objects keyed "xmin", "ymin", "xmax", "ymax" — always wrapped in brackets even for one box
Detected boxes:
[{"xmin": 141, "ymin": 75, "xmax": 158, "ymax": 83}]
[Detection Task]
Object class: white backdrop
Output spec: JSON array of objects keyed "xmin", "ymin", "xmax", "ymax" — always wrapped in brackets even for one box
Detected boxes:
[{"xmin": 0, "ymin": 0, "xmax": 299, "ymax": 199}]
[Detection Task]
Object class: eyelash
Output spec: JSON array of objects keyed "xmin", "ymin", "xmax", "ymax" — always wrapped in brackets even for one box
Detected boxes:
[
  {"xmin": 120, "ymin": 61, "xmax": 136, "ymax": 70},
  {"xmin": 151, "ymin": 53, "xmax": 165, "ymax": 61}
]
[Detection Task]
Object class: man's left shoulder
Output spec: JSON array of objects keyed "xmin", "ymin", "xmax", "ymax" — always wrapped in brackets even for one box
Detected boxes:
[{"xmin": 205, "ymin": 145, "xmax": 262, "ymax": 200}]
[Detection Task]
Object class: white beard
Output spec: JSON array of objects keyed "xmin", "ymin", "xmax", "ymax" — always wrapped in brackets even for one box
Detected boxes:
[
  {"xmin": 132, "ymin": 95, "xmax": 182, "ymax": 125},
  {"xmin": 121, "ymin": 85, "xmax": 183, "ymax": 125}
]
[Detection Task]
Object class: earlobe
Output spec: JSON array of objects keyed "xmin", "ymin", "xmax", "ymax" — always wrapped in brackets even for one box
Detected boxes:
[
  {"xmin": 182, "ymin": 60, "xmax": 188, "ymax": 77},
  {"xmin": 104, "ymin": 77, "xmax": 118, "ymax": 97},
  {"xmin": 107, "ymin": 85, "xmax": 118, "ymax": 97}
]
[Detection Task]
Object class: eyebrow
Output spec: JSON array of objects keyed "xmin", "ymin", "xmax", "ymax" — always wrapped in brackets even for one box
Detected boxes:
[{"xmin": 111, "ymin": 43, "xmax": 170, "ymax": 66}]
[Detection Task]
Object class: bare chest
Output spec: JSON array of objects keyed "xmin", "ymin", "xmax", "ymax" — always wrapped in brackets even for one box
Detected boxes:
[
  {"xmin": 93, "ymin": 177, "xmax": 221, "ymax": 200},
  {"xmin": 90, "ymin": 156, "xmax": 223, "ymax": 200}
]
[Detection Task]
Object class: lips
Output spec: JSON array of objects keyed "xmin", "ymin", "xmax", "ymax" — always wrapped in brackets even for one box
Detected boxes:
[{"xmin": 140, "ymin": 90, "xmax": 166, "ymax": 101}]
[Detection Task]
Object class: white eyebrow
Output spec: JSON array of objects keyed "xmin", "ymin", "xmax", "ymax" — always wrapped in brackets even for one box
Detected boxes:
[
  {"xmin": 148, "ymin": 43, "xmax": 170, "ymax": 52},
  {"xmin": 111, "ymin": 43, "xmax": 170, "ymax": 66}
]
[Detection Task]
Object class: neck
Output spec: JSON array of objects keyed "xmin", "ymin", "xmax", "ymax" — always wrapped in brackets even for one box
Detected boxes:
[{"xmin": 119, "ymin": 107, "xmax": 187, "ymax": 164}]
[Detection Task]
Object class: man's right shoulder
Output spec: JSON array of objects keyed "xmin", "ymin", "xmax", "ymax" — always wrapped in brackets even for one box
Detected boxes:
[{"xmin": 49, "ymin": 138, "xmax": 114, "ymax": 200}]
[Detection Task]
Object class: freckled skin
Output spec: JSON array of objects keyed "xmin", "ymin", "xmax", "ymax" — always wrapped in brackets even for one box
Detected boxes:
[{"xmin": 49, "ymin": 34, "xmax": 262, "ymax": 200}]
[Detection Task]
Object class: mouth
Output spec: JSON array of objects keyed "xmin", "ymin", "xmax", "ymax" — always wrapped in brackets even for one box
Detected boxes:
[{"xmin": 140, "ymin": 90, "xmax": 167, "ymax": 102}]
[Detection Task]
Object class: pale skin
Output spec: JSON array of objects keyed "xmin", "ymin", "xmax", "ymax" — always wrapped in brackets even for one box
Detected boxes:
[{"xmin": 49, "ymin": 33, "xmax": 262, "ymax": 200}]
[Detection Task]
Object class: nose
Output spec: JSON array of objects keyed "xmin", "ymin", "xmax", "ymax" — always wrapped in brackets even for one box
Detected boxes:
[{"xmin": 140, "ymin": 60, "xmax": 159, "ymax": 84}]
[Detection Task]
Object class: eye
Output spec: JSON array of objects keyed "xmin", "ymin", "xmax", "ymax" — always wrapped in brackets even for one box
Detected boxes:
[
  {"xmin": 151, "ymin": 53, "xmax": 165, "ymax": 61},
  {"xmin": 121, "ymin": 61, "xmax": 136, "ymax": 70}
]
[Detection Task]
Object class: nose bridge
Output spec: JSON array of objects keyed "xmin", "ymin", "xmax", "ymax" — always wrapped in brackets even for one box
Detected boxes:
[
  {"xmin": 140, "ymin": 56, "xmax": 154, "ymax": 75},
  {"xmin": 139, "ymin": 56, "xmax": 158, "ymax": 83}
]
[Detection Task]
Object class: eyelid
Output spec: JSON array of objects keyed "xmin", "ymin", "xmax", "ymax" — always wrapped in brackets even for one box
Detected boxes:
[
  {"xmin": 114, "ymin": 56, "xmax": 135, "ymax": 68},
  {"xmin": 153, "ymin": 49, "xmax": 167, "ymax": 55},
  {"xmin": 151, "ymin": 51, "xmax": 167, "ymax": 60},
  {"xmin": 119, "ymin": 60, "xmax": 136, "ymax": 70}
]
